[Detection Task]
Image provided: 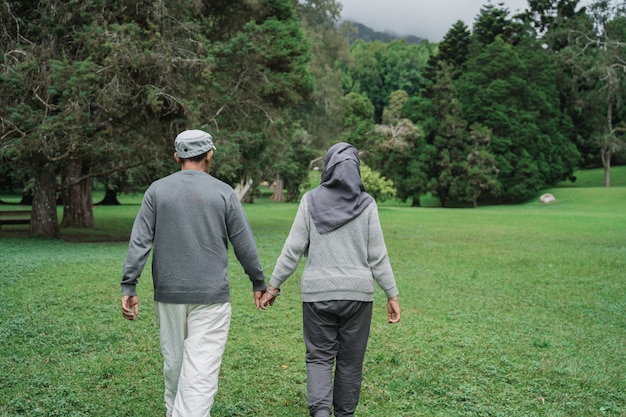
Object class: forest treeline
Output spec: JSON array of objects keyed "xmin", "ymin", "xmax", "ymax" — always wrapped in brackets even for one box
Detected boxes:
[
  {"xmin": 343, "ymin": 21, "xmax": 425, "ymax": 45},
  {"xmin": 1, "ymin": 0, "xmax": 625, "ymax": 237}
]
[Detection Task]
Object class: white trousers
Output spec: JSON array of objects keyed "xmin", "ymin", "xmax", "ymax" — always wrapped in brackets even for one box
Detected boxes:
[{"xmin": 155, "ymin": 302, "xmax": 232, "ymax": 417}]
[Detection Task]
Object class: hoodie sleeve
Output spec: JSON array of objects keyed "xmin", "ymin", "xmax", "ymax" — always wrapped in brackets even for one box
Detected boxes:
[
  {"xmin": 367, "ymin": 201, "xmax": 399, "ymax": 298},
  {"xmin": 269, "ymin": 194, "xmax": 311, "ymax": 289}
]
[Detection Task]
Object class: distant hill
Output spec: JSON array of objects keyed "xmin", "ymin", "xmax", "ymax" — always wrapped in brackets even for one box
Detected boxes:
[{"xmin": 342, "ymin": 21, "xmax": 425, "ymax": 45}]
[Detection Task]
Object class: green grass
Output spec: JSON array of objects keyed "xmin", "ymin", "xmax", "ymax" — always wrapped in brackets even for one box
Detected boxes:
[
  {"xmin": 558, "ymin": 165, "xmax": 626, "ymax": 188},
  {"xmin": 1, "ymin": 167, "xmax": 625, "ymax": 416}
]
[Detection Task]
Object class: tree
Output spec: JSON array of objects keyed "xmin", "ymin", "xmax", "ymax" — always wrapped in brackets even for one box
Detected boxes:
[
  {"xmin": 292, "ymin": 0, "xmax": 349, "ymax": 150},
  {"xmin": 369, "ymin": 90, "xmax": 431, "ymax": 206},
  {"xmin": 261, "ymin": 119, "xmax": 317, "ymax": 202},
  {"xmin": 422, "ymin": 20, "xmax": 472, "ymax": 91},
  {"xmin": 360, "ymin": 164, "xmax": 396, "ymax": 203},
  {"xmin": 204, "ymin": 0, "xmax": 315, "ymax": 200},
  {"xmin": 342, "ymin": 39, "xmax": 434, "ymax": 122},
  {"xmin": 381, "ymin": 40, "xmax": 431, "ymax": 105},
  {"xmin": 457, "ymin": 36, "xmax": 579, "ymax": 201},
  {"xmin": 555, "ymin": 0, "xmax": 626, "ymax": 186},
  {"xmin": 0, "ymin": 0, "xmax": 315, "ymax": 237},
  {"xmin": 427, "ymin": 63, "xmax": 473, "ymax": 207},
  {"xmin": 1, "ymin": 0, "xmax": 204, "ymax": 236},
  {"xmin": 338, "ymin": 92, "xmax": 376, "ymax": 150},
  {"xmin": 525, "ymin": 0, "xmax": 587, "ymax": 40},
  {"xmin": 472, "ymin": 1, "xmax": 526, "ymax": 47},
  {"xmin": 462, "ymin": 124, "xmax": 500, "ymax": 207},
  {"xmin": 342, "ymin": 40, "xmax": 387, "ymax": 122}
]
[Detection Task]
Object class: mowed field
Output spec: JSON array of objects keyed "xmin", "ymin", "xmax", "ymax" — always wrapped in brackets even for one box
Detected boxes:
[{"xmin": 0, "ymin": 166, "xmax": 624, "ymax": 416}]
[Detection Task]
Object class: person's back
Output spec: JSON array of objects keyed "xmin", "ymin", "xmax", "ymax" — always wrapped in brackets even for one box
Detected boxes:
[
  {"xmin": 273, "ymin": 192, "xmax": 396, "ymax": 303},
  {"xmin": 121, "ymin": 129, "xmax": 266, "ymax": 417},
  {"xmin": 260, "ymin": 142, "xmax": 400, "ymax": 417},
  {"xmin": 143, "ymin": 170, "xmax": 259, "ymax": 304}
]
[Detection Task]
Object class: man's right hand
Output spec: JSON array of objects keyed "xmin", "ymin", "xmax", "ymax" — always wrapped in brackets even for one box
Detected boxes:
[{"xmin": 121, "ymin": 295, "xmax": 139, "ymax": 320}]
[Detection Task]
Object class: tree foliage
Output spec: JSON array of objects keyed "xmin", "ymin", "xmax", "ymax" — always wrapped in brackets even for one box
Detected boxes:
[
  {"xmin": 1, "ymin": 0, "xmax": 624, "ymax": 227},
  {"xmin": 0, "ymin": 0, "xmax": 314, "ymax": 236},
  {"xmin": 551, "ymin": 0, "xmax": 626, "ymax": 185},
  {"xmin": 366, "ymin": 90, "xmax": 432, "ymax": 206},
  {"xmin": 342, "ymin": 39, "xmax": 433, "ymax": 122},
  {"xmin": 360, "ymin": 164, "xmax": 396, "ymax": 203},
  {"xmin": 458, "ymin": 33, "xmax": 580, "ymax": 202}
]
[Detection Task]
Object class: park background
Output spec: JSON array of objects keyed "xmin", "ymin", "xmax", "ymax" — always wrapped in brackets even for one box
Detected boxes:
[
  {"xmin": 1, "ymin": 0, "xmax": 626, "ymax": 238},
  {"xmin": 1, "ymin": 0, "xmax": 625, "ymax": 415},
  {"xmin": 1, "ymin": 166, "xmax": 624, "ymax": 416}
]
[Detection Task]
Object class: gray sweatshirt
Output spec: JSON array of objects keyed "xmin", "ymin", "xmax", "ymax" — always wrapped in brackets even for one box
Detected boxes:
[
  {"xmin": 270, "ymin": 192, "xmax": 398, "ymax": 302},
  {"xmin": 121, "ymin": 170, "xmax": 266, "ymax": 304}
]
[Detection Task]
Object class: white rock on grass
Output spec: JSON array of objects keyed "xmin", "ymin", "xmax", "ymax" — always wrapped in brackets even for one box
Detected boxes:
[{"xmin": 539, "ymin": 193, "xmax": 556, "ymax": 204}]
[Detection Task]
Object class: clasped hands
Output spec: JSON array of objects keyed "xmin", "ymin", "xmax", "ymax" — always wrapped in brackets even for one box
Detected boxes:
[{"xmin": 256, "ymin": 286, "xmax": 280, "ymax": 310}]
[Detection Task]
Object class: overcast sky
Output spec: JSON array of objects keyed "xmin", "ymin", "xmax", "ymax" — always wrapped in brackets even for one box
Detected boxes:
[{"xmin": 339, "ymin": 0, "xmax": 531, "ymax": 42}]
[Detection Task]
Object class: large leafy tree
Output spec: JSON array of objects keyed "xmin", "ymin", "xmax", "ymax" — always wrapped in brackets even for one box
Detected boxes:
[
  {"xmin": 338, "ymin": 92, "xmax": 376, "ymax": 149},
  {"xmin": 369, "ymin": 90, "xmax": 432, "ymax": 206},
  {"xmin": 472, "ymin": 1, "xmax": 526, "ymax": 47},
  {"xmin": 525, "ymin": 0, "xmax": 587, "ymax": 39},
  {"xmin": 554, "ymin": 0, "xmax": 626, "ymax": 185},
  {"xmin": 422, "ymin": 20, "xmax": 471, "ymax": 91},
  {"xmin": 457, "ymin": 35, "xmax": 579, "ymax": 202},
  {"xmin": 342, "ymin": 39, "xmax": 433, "ymax": 122},
  {"xmin": 522, "ymin": 0, "xmax": 601, "ymax": 167},
  {"xmin": 427, "ymin": 63, "xmax": 474, "ymax": 207},
  {"xmin": 292, "ymin": 0, "xmax": 348, "ymax": 150},
  {"xmin": 208, "ymin": 0, "xmax": 315, "ymax": 195},
  {"xmin": 342, "ymin": 40, "xmax": 387, "ymax": 122},
  {"xmin": 261, "ymin": 119, "xmax": 317, "ymax": 202},
  {"xmin": 462, "ymin": 124, "xmax": 500, "ymax": 207},
  {"xmin": 0, "ymin": 0, "xmax": 314, "ymax": 237},
  {"xmin": 1, "ymin": 0, "xmax": 178, "ymax": 236}
]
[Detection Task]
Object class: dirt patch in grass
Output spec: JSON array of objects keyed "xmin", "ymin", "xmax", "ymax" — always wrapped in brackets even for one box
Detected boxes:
[
  {"xmin": 61, "ymin": 233, "xmax": 130, "ymax": 243},
  {"xmin": 1, "ymin": 228, "xmax": 129, "ymax": 243}
]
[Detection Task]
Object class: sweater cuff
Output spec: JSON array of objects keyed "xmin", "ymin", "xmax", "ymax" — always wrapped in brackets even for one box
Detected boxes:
[
  {"xmin": 251, "ymin": 279, "xmax": 267, "ymax": 292},
  {"xmin": 269, "ymin": 276, "xmax": 286, "ymax": 290},
  {"xmin": 384, "ymin": 287, "xmax": 399, "ymax": 299},
  {"xmin": 121, "ymin": 283, "xmax": 137, "ymax": 297}
]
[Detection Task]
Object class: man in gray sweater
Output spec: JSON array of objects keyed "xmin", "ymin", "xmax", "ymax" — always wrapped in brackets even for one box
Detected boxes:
[{"xmin": 121, "ymin": 129, "xmax": 267, "ymax": 417}]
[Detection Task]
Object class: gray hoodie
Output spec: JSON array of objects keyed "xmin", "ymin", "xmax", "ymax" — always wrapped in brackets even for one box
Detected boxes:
[{"xmin": 270, "ymin": 192, "xmax": 398, "ymax": 302}]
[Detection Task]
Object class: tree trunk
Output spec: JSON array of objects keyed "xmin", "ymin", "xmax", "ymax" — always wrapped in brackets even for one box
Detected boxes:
[
  {"xmin": 602, "ymin": 83, "xmax": 613, "ymax": 188},
  {"xmin": 19, "ymin": 192, "xmax": 33, "ymax": 206},
  {"xmin": 96, "ymin": 188, "xmax": 121, "ymax": 205},
  {"xmin": 61, "ymin": 159, "xmax": 95, "ymax": 228},
  {"xmin": 235, "ymin": 178, "xmax": 254, "ymax": 203},
  {"xmin": 30, "ymin": 165, "xmax": 60, "ymax": 238},
  {"xmin": 411, "ymin": 193, "xmax": 421, "ymax": 207},
  {"xmin": 271, "ymin": 174, "xmax": 285, "ymax": 202},
  {"xmin": 601, "ymin": 147, "xmax": 611, "ymax": 187}
]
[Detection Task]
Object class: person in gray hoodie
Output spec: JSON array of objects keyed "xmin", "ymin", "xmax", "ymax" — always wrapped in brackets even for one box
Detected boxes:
[
  {"xmin": 259, "ymin": 142, "xmax": 401, "ymax": 417},
  {"xmin": 121, "ymin": 129, "xmax": 267, "ymax": 417}
]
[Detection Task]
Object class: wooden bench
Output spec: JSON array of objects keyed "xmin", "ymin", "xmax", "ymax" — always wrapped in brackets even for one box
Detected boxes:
[{"xmin": 0, "ymin": 209, "xmax": 32, "ymax": 230}]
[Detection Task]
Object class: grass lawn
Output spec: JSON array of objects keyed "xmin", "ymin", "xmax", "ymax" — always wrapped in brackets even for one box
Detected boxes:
[{"xmin": 0, "ymin": 166, "xmax": 624, "ymax": 416}]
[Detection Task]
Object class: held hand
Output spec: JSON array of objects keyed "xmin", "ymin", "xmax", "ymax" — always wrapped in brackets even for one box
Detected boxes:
[
  {"xmin": 387, "ymin": 296, "xmax": 401, "ymax": 323},
  {"xmin": 257, "ymin": 286, "xmax": 279, "ymax": 310},
  {"xmin": 254, "ymin": 290, "xmax": 264, "ymax": 309},
  {"xmin": 121, "ymin": 295, "xmax": 139, "ymax": 321}
]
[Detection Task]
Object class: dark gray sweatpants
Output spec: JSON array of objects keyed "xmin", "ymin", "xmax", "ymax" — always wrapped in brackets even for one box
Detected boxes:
[{"xmin": 303, "ymin": 300, "xmax": 373, "ymax": 417}]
